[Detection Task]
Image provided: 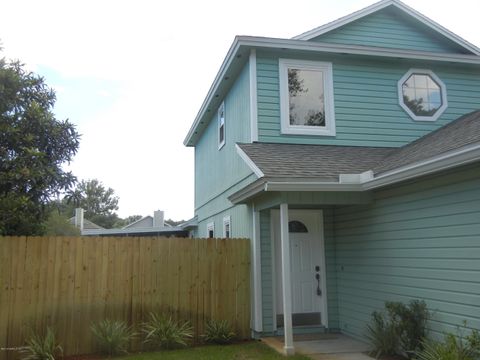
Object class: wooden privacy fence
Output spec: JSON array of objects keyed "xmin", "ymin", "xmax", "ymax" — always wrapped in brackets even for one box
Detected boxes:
[{"xmin": 0, "ymin": 236, "xmax": 250, "ymax": 359}]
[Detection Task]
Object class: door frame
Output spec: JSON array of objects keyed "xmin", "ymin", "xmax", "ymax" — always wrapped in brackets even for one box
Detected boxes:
[{"xmin": 270, "ymin": 209, "xmax": 328, "ymax": 330}]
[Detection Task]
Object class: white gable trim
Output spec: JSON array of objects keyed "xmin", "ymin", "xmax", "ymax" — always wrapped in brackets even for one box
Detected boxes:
[
  {"xmin": 294, "ymin": 0, "xmax": 480, "ymax": 56},
  {"xmin": 235, "ymin": 144, "xmax": 264, "ymax": 178}
]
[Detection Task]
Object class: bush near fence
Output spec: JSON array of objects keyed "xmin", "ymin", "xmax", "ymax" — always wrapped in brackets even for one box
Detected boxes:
[{"xmin": 0, "ymin": 236, "xmax": 250, "ymax": 359}]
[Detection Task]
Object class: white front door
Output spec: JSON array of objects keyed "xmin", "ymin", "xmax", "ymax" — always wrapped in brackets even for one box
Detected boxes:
[{"xmin": 273, "ymin": 209, "xmax": 327, "ymax": 327}]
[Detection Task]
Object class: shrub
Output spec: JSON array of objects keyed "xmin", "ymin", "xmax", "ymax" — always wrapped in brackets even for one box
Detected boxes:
[
  {"xmin": 19, "ymin": 327, "xmax": 62, "ymax": 360},
  {"xmin": 416, "ymin": 327, "xmax": 480, "ymax": 360},
  {"xmin": 366, "ymin": 300, "xmax": 430, "ymax": 359},
  {"xmin": 386, "ymin": 300, "xmax": 430, "ymax": 356},
  {"xmin": 91, "ymin": 319, "xmax": 134, "ymax": 356},
  {"xmin": 366, "ymin": 310, "xmax": 399, "ymax": 359},
  {"xmin": 142, "ymin": 312, "xmax": 193, "ymax": 350},
  {"xmin": 203, "ymin": 319, "xmax": 236, "ymax": 344}
]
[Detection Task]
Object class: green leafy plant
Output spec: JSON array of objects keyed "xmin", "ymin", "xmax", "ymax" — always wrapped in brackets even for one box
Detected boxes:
[
  {"xmin": 415, "ymin": 324, "xmax": 480, "ymax": 360},
  {"xmin": 203, "ymin": 319, "xmax": 236, "ymax": 344},
  {"xmin": 367, "ymin": 300, "xmax": 430, "ymax": 359},
  {"xmin": 366, "ymin": 310, "xmax": 399, "ymax": 359},
  {"xmin": 19, "ymin": 327, "xmax": 63, "ymax": 360},
  {"xmin": 91, "ymin": 319, "xmax": 134, "ymax": 356},
  {"xmin": 142, "ymin": 312, "xmax": 193, "ymax": 350},
  {"xmin": 386, "ymin": 300, "xmax": 430, "ymax": 357}
]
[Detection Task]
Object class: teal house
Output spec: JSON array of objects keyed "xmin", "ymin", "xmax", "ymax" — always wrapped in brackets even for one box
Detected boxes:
[{"xmin": 184, "ymin": 0, "xmax": 480, "ymax": 354}]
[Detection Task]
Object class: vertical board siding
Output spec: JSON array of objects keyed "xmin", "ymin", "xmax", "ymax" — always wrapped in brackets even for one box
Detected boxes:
[
  {"xmin": 311, "ymin": 8, "xmax": 466, "ymax": 54},
  {"xmin": 0, "ymin": 237, "xmax": 251, "ymax": 359},
  {"xmin": 195, "ymin": 62, "xmax": 252, "ymax": 210},
  {"xmin": 256, "ymin": 51, "xmax": 480, "ymax": 147},
  {"xmin": 333, "ymin": 164, "xmax": 480, "ymax": 340},
  {"xmin": 260, "ymin": 210, "xmax": 274, "ymax": 333},
  {"xmin": 196, "ymin": 203, "xmax": 253, "ymax": 239}
]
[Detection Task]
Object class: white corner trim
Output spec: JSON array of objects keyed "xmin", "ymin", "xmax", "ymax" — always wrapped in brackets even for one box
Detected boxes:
[
  {"xmin": 279, "ymin": 59, "xmax": 336, "ymax": 137},
  {"xmin": 397, "ymin": 69, "xmax": 448, "ymax": 122},
  {"xmin": 235, "ymin": 144, "xmax": 264, "ymax": 178},
  {"xmin": 293, "ymin": 0, "xmax": 480, "ymax": 56},
  {"xmin": 249, "ymin": 49, "xmax": 258, "ymax": 142}
]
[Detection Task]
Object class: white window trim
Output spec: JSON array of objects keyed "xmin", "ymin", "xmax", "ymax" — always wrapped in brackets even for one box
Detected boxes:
[
  {"xmin": 207, "ymin": 222, "xmax": 215, "ymax": 238},
  {"xmin": 397, "ymin": 68, "xmax": 448, "ymax": 122},
  {"xmin": 218, "ymin": 102, "xmax": 226, "ymax": 149},
  {"xmin": 279, "ymin": 59, "xmax": 336, "ymax": 136},
  {"xmin": 223, "ymin": 215, "xmax": 231, "ymax": 238}
]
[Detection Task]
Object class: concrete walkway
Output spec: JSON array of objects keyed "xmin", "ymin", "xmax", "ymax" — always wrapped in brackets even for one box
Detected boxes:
[{"xmin": 262, "ymin": 333, "xmax": 373, "ymax": 360}]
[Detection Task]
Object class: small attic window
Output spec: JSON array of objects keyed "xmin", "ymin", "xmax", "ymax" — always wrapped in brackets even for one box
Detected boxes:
[
  {"xmin": 398, "ymin": 69, "xmax": 447, "ymax": 122},
  {"xmin": 218, "ymin": 102, "xmax": 225, "ymax": 149}
]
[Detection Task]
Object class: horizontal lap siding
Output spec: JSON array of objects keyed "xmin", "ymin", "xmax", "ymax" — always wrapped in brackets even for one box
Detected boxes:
[
  {"xmin": 311, "ymin": 9, "xmax": 465, "ymax": 54},
  {"xmin": 257, "ymin": 52, "xmax": 480, "ymax": 147},
  {"xmin": 333, "ymin": 164, "xmax": 480, "ymax": 340}
]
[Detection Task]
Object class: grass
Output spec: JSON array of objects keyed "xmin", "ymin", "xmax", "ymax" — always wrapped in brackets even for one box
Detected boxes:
[{"xmin": 117, "ymin": 341, "xmax": 311, "ymax": 359}]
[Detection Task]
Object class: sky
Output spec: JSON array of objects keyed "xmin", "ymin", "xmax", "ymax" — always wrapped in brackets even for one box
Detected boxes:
[{"xmin": 1, "ymin": 0, "xmax": 479, "ymax": 221}]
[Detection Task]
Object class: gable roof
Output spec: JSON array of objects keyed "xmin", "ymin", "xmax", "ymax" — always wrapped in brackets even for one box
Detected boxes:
[
  {"xmin": 294, "ymin": 0, "xmax": 480, "ymax": 56},
  {"xmin": 231, "ymin": 110, "xmax": 480, "ymax": 203}
]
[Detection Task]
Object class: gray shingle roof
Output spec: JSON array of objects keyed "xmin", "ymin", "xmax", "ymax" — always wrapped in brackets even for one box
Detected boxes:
[
  {"xmin": 374, "ymin": 110, "xmax": 480, "ymax": 174},
  {"xmin": 238, "ymin": 110, "xmax": 480, "ymax": 181},
  {"xmin": 238, "ymin": 143, "xmax": 394, "ymax": 181}
]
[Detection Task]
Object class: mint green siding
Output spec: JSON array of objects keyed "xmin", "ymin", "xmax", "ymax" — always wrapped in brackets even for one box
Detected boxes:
[
  {"xmin": 257, "ymin": 51, "xmax": 480, "ymax": 147},
  {"xmin": 311, "ymin": 8, "xmax": 469, "ymax": 54},
  {"xmin": 334, "ymin": 164, "xmax": 480, "ymax": 339},
  {"xmin": 194, "ymin": 62, "xmax": 256, "ymax": 237}
]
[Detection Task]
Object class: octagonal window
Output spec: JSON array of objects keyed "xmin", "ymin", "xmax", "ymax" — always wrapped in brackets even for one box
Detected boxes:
[{"xmin": 398, "ymin": 69, "xmax": 447, "ymax": 122}]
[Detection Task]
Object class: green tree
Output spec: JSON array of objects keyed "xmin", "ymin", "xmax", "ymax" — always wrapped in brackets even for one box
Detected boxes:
[
  {"xmin": 64, "ymin": 179, "xmax": 119, "ymax": 228},
  {"xmin": 0, "ymin": 56, "xmax": 80, "ymax": 235},
  {"xmin": 44, "ymin": 210, "xmax": 80, "ymax": 236}
]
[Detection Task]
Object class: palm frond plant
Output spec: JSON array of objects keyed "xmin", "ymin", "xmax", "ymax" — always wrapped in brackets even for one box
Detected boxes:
[
  {"xmin": 203, "ymin": 319, "xmax": 236, "ymax": 345},
  {"xmin": 142, "ymin": 312, "xmax": 193, "ymax": 350},
  {"xmin": 19, "ymin": 327, "xmax": 63, "ymax": 360},
  {"xmin": 91, "ymin": 319, "xmax": 134, "ymax": 356}
]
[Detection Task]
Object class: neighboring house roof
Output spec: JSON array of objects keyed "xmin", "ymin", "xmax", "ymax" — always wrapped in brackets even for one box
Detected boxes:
[
  {"xmin": 69, "ymin": 217, "xmax": 104, "ymax": 230},
  {"xmin": 237, "ymin": 143, "xmax": 394, "ymax": 181},
  {"xmin": 374, "ymin": 110, "xmax": 480, "ymax": 174},
  {"xmin": 231, "ymin": 110, "xmax": 480, "ymax": 203},
  {"xmin": 82, "ymin": 226, "xmax": 187, "ymax": 237}
]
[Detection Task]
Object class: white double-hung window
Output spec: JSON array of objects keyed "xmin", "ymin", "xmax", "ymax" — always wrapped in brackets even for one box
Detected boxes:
[{"xmin": 279, "ymin": 59, "xmax": 335, "ymax": 136}]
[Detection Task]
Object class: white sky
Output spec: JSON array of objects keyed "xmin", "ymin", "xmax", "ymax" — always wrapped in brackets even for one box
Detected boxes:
[{"xmin": 1, "ymin": 0, "xmax": 479, "ymax": 220}]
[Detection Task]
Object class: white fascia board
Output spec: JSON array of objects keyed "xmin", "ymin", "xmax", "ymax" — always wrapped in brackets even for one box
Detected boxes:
[
  {"xmin": 363, "ymin": 143, "xmax": 480, "ymax": 190},
  {"xmin": 265, "ymin": 182, "xmax": 363, "ymax": 192},
  {"xmin": 228, "ymin": 180, "xmax": 267, "ymax": 204},
  {"xmin": 236, "ymin": 37, "xmax": 480, "ymax": 65},
  {"xmin": 235, "ymin": 144, "xmax": 264, "ymax": 178},
  {"xmin": 294, "ymin": 0, "xmax": 395, "ymax": 40},
  {"xmin": 183, "ymin": 38, "xmax": 242, "ymax": 146},
  {"xmin": 294, "ymin": 0, "xmax": 480, "ymax": 56}
]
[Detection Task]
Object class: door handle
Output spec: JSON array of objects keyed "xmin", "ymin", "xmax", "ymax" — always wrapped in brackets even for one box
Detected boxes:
[{"xmin": 315, "ymin": 273, "xmax": 322, "ymax": 296}]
